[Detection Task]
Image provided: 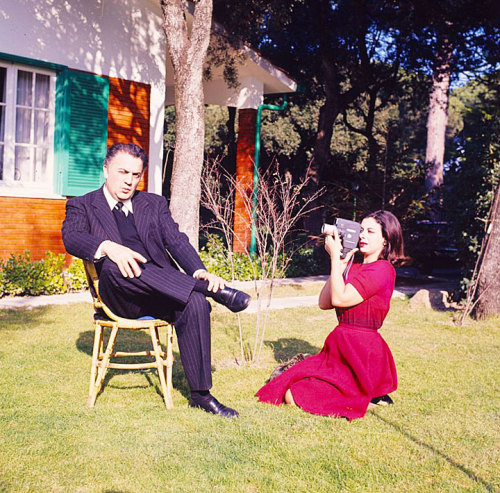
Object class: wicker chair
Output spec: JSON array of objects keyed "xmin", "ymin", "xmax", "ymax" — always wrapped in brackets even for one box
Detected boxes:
[{"xmin": 83, "ymin": 260, "xmax": 174, "ymax": 409}]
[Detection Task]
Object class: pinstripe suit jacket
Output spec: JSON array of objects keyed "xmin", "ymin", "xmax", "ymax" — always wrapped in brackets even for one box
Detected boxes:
[{"xmin": 62, "ymin": 187, "xmax": 205, "ymax": 301}]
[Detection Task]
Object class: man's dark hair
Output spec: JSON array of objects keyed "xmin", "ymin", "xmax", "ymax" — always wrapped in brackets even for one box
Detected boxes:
[{"xmin": 103, "ymin": 143, "xmax": 148, "ymax": 169}]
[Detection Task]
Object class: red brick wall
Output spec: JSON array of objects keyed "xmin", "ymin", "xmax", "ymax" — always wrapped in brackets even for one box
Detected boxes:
[
  {"xmin": 232, "ymin": 109, "xmax": 257, "ymax": 253},
  {"xmin": 107, "ymin": 77, "xmax": 151, "ymax": 190},
  {"xmin": 0, "ymin": 197, "xmax": 67, "ymax": 260}
]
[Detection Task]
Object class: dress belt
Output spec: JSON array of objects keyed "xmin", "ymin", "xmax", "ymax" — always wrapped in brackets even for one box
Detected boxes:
[{"xmin": 337, "ymin": 323, "xmax": 380, "ymax": 332}]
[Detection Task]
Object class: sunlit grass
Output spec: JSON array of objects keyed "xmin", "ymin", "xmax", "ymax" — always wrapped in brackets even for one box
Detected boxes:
[
  {"xmin": 235, "ymin": 279, "xmax": 326, "ymax": 299},
  {"xmin": 1, "ymin": 299, "xmax": 498, "ymax": 492}
]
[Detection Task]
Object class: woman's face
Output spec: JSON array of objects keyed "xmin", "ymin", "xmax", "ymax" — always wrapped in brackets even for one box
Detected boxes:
[{"xmin": 359, "ymin": 217, "xmax": 386, "ymax": 261}]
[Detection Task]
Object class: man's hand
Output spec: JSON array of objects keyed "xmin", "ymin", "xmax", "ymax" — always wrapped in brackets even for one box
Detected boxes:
[
  {"xmin": 194, "ymin": 269, "xmax": 227, "ymax": 293},
  {"xmin": 100, "ymin": 240, "xmax": 147, "ymax": 278}
]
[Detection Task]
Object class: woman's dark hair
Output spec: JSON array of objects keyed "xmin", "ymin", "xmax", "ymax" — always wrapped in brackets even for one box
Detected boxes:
[
  {"xmin": 103, "ymin": 143, "xmax": 148, "ymax": 169},
  {"xmin": 362, "ymin": 210, "xmax": 404, "ymax": 262}
]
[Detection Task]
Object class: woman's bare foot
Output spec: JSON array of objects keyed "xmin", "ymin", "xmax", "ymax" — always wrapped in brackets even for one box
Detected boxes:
[{"xmin": 284, "ymin": 389, "xmax": 296, "ymax": 406}]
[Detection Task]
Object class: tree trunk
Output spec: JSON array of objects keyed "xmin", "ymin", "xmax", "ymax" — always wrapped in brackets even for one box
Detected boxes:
[
  {"xmin": 472, "ymin": 181, "xmax": 500, "ymax": 319},
  {"xmin": 226, "ymin": 106, "xmax": 237, "ymax": 175},
  {"xmin": 365, "ymin": 87, "xmax": 380, "ymax": 180},
  {"xmin": 424, "ymin": 32, "xmax": 453, "ymax": 220},
  {"xmin": 304, "ymin": 94, "xmax": 340, "ymax": 234},
  {"xmin": 161, "ymin": 0, "xmax": 213, "ymax": 248}
]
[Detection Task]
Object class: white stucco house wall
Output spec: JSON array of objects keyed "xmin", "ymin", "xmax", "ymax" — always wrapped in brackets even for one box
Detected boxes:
[{"xmin": 0, "ymin": 0, "xmax": 296, "ymax": 259}]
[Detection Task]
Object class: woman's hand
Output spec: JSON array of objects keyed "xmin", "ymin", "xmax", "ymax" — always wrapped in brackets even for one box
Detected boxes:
[
  {"xmin": 324, "ymin": 227, "xmax": 358, "ymax": 268},
  {"xmin": 319, "ymin": 227, "xmax": 362, "ymax": 310},
  {"xmin": 324, "ymin": 226, "xmax": 342, "ymax": 259}
]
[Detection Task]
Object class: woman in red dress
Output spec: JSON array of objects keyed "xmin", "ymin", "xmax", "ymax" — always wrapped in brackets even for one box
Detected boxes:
[{"xmin": 256, "ymin": 210, "xmax": 404, "ymax": 420}]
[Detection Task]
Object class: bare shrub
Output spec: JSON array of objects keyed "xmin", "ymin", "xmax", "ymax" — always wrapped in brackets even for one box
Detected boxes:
[{"xmin": 201, "ymin": 159, "xmax": 324, "ymax": 364}]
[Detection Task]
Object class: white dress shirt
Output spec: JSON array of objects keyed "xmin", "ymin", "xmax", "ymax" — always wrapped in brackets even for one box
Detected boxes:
[{"xmin": 94, "ymin": 185, "xmax": 134, "ymax": 258}]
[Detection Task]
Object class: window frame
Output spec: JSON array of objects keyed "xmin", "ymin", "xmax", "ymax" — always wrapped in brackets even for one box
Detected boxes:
[{"xmin": 0, "ymin": 61, "xmax": 59, "ymax": 198}]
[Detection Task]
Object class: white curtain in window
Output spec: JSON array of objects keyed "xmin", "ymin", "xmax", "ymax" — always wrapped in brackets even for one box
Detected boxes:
[
  {"xmin": 35, "ymin": 74, "xmax": 49, "ymax": 109},
  {"xmin": 0, "ymin": 67, "xmax": 6, "ymax": 181},
  {"xmin": 35, "ymin": 147, "xmax": 47, "ymax": 180},
  {"xmin": 0, "ymin": 65, "xmax": 54, "ymax": 187},
  {"xmin": 0, "ymin": 70, "xmax": 5, "ymax": 138},
  {"xmin": 14, "ymin": 70, "xmax": 52, "ymax": 183},
  {"xmin": 16, "ymin": 108, "xmax": 31, "ymax": 144},
  {"xmin": 16, "ymin": 70, "xmax": 32, "ymax": 106},
  {"xmin": 0, "ymin": 105, "xmax": 4, "ymax": 141},
  {"xmin": 34, "ymin": 110, "xmax": 49, "ymax": 144},
  {"xmin": 0, "ymin": 66, "xmax": 5, "ymax": 103},
  {"xmin": 14, "ymin": 146, "xmax": 31, "ymax": 182}
]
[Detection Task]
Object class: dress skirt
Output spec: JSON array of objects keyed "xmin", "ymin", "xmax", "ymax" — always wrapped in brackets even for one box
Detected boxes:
[{"xmin": 255, "ymin": 323, "xmax": 397, "ymax": 420}]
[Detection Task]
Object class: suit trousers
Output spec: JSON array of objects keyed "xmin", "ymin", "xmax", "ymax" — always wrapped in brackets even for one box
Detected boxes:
[{"xmin": 98, "ymin": 258, "xmax": 212, "ymax": 391}]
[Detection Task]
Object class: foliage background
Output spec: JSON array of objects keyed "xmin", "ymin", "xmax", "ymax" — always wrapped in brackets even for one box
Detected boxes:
[
  {"xmin": 445, "ymin": 77, "xmax": 500, "ymax": 285},
  {"xmin": 162, "ymin": 72, "xmax": 499, "ymax": 289}
]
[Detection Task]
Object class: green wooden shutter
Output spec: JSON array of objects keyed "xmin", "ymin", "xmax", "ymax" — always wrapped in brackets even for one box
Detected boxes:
[
  {"xmin": 54, "ymin": 69, "xmax": 70, "ymax": 194},
  {"xmin": 54, "ymin": 69, "xmax": 109, "ymax": 196}
]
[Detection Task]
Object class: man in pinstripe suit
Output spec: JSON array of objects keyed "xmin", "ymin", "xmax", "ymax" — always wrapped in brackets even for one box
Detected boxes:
[{"xmin": 62, "ymin": 143, "xmax": 250, "ymax": 417}]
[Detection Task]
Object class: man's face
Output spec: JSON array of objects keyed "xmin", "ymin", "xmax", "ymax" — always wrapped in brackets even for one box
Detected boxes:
[{"xmin": 103, "ymin": 152, "xmax": 144, "ymax": 202}]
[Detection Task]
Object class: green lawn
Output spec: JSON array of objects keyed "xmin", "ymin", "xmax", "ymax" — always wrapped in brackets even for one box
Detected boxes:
[{"xmin": 0, "ymin": 298, "xmax": 498, "ymax": 492}]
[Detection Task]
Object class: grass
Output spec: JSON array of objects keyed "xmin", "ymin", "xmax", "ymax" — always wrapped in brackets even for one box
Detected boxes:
[
  {"xmin": 0, "ymin": 297, "xmax": 499, "ymax": 492},
  {"xmin": 237, "ymin": 280, "xmax": 325, "ymax": 299}
]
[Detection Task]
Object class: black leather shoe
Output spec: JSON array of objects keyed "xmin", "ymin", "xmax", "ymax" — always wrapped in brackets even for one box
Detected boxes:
[
  {"xmin": 370, "ymin": 394, "xmax": 394, "ymax": 406},
  {"xmin": 189, "ymin": 394, "xmax": 239, "ymax": 418},
  {"xmin": 211, "ymin": 287, "xmax": 251, "ymax": 313}
]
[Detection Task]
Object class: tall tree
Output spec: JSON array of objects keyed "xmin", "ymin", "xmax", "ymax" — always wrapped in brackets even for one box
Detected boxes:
[
  {"xmin": 400, "ymin": 0, "xmax": 500, "ymax": 219},
  {"xmin": 161, "ymin": 0, "xmax": 213, "ymax": 248},
  {"xmin": 424, "ymin": 30, "xmax": 454, "ymax": 218},
  {"xmin": 213, "ymin": 0, "xmax": 406, "ymax": 231}
]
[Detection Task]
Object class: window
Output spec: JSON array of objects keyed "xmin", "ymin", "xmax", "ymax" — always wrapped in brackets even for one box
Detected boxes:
[
  {"xmin": 0, "ymin": 66, "xmax": 6, "ymax": 181},
  {"xmin": 0, "ymin": 62, "xmax": 56, "ymax": 196}
]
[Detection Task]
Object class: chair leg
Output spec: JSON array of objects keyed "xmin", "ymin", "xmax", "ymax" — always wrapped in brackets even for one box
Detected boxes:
[
  {"xmin": 89, "ymin": 322, "xmax": 102, "ymax": 396},
  {"xmin": 150, "ymin": 326, "xmax": 173, "ymax": 409},
  {"xmin": 87, "ymin": 324, "xmax": 119, "ymax": 408},
  {"xmin": 98, "ymin": 327, "xmax": 104, "ymax": 355},
  {"xmin": 165, "ymin": 325, "xmax": 174, "ymax": 404}
]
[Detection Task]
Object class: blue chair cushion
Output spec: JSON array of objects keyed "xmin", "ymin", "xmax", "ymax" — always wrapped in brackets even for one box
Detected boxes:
[{"xmin": 94, "ymin": 310, "xmax": 157, "ymax": 322}]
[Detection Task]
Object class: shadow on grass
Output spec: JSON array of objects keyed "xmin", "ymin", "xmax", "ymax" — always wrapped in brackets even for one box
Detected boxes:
[
  {"xmin": 76, "ymin": 330, "xmax": 192, "ymax": 403},
  {"xmin": 371, "ymin": 411, "xmax": 495, "ymax": 492},
  {"xmin": 265, "ymin": 337, "xmax": 321, "ymax": 362},
  {"xmin": 1, "ymin": 305, "xmax": 67, "ymax": 330}
]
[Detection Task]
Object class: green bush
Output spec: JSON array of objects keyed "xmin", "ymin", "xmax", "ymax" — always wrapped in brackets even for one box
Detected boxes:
[
  {"xmin": 63, "ymin": 257, "xmax": 87, "ymax": 292},
  {"xmin": 199, "ymin": 234, "xmax": 321, "ymax": 280},
  {"xmin": 199, "ymin": 234, "xmax": 260, "ymax": 281},
  {"xmin": 285, "ymin": 247, "xmax": 322, "ymax": 277},
  {"xmin": 0, "ymin": 252, "xmax": 87, "ymax": 297}
]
